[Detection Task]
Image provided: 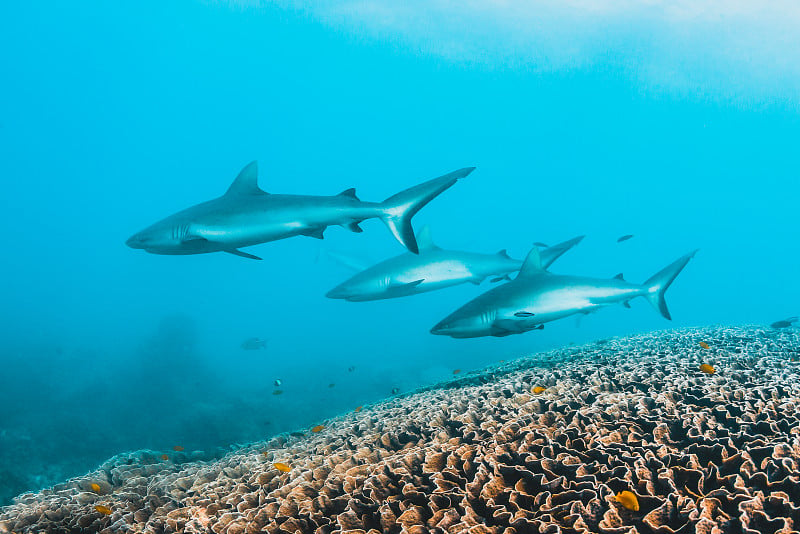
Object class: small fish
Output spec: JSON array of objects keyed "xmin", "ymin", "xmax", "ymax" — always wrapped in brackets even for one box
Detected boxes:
[
  {"xmin": 616, "ymin": 234, "xmax": 634, "ymax": 243},
  {"xmin": 532, "ymin": 386, "xmax": 546, "ymax": 394},
  {"xmin": 290, "ymin": 431, "xmax": 304, "ymax": 437},
  {"xmin": 354, "ymin": 406, "xmax": 363, "ymax": 412},
  {"xmin": 614, "ymin": 491, "xmax": 639, "ymax": 511},
  {"xmin": 273, "ymin": 462, "xmax": 291, "ymax": 473},
  {"xmin": 311, "ymin": 425, "xmax": 325, "ymax": 433},
  {"xmin": 160, "ymin": 454, "xmax": 169, "ymax": 461},
  {"xmin": 173, "ymin": 445, "xmax": 184, "ymax": 452},
  {"xmin": 241, "ymin": 337, "xmax": 267, "ymax": 350},
  {"xmin": 453, "ymin": 369, "xmax": 461, "ymax": 375},
  {"xmin": 328, "ymin": 383, "xmax": 336, "ymax": 388},
  {"xmin": 699, "ymin": 363, "xmax": 715, "ymax": 375},
  {"xmin": 94, "ymin": 504, "xmax": 112, "ymax": 515},
  {"xmin": 699, "ymin": 341, "xmax": 710, "ymax": 350},
  {"xmin": 273, "ymin": 389, "xmax": 283, "ymax": 395},
  {"xmin": 771, "ymin": 316, "xmax": 798, "ymax": 329},
  {"xmin": 532, "ymin": 242, "xmax": 549, "ymax": 248},
  {"xmin": 348, "ymin": 366, "xmax": 355, "ymax": 372},
  {"xmin": 391, "ymin": 387, "xmax": 399, "ymax": 395},
  {"xmin": 274, "ymin": 379, "xmax": 282, "ymax": 387},
  {"xmin": 90, "ymin": 483, "xmax": 101, "ymax": 493}
]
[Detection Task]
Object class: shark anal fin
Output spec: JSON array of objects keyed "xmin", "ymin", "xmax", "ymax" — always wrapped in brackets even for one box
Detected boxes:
[
  {"xmin": 225, "ymin": 249, "xmax": 263, "ymax": 260},
  {"xmin": 337, "ymin": 188, "xmax": 359, "ymax": 200},
  {"xmin": 346, "ymin": 222, "xmax": 363, "ymax": 233},
  {"xmin": 302, "ymin": 227, "xmax": 326, "ymax": 240}
]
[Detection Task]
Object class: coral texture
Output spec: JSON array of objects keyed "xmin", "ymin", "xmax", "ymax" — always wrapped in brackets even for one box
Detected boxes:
[{"xmin": 2, "ymin": 326, "xmax": 800, "ymax": 534}]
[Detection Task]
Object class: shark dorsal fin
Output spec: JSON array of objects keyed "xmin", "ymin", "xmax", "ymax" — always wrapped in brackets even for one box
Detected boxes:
[
  {"xmin": 337, "ymin": 188, "xmax": 359, "ymax": 200},
  {"xmin": 613, "ymin": 273, "xmax": 625, "ymax": 280},
  {"xmin": 518, "ymin": 246, "xmax": 544, "ymax": 278},
  {"xmin": 496, "ymin": 249, "xmax": 511, "ymax": 259},
  {"xmin": 225, "ymin": 161, "xmax": 265, "ymax": 196},
  {"xmin": 416, "ymin": 225, "xmax": 437, "ymax": 252}
]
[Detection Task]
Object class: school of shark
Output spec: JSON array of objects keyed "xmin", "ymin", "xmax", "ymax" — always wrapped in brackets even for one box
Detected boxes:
[{"xmin": 127, "ymin": 161, "xmax": 697, "ymax": 338}]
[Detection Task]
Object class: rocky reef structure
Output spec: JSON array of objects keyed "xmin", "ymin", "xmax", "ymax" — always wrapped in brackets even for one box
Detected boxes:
[{"xmin": 2, "ymin": 325, "xmax": 799, "ymax": 534}]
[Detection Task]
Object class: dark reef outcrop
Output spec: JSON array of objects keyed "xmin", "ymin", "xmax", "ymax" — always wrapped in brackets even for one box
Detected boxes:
[{"xmin": 2, "ymin": 326, "xmax": 799, "ymax": 534}]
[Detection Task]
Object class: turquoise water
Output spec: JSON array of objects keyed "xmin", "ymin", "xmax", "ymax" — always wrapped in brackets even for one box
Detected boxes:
[{"xmin": 0, "ymin": 2, "xmax": 797, "ymax": 504}]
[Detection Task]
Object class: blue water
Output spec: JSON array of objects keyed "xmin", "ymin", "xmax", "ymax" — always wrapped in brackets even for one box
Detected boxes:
[{"xmin": 1, "ymin": 1, "xmax": 797, "ymax": 504}]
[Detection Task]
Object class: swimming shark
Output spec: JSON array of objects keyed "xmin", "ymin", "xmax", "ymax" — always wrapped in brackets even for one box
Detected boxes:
[
  {"xmin": 326, "ymin": 229, "xmax": 585, "ymax": 301},
  {"xmin": 126, "ymin": 162, "xmax": 474, "ymax": 259},
  {"xmin": 431, "ymin": 246, "xmax": 697, "ymax": 338}
]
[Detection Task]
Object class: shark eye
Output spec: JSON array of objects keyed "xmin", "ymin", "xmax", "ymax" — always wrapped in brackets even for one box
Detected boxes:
[{"xmin": 514, "ymin": 311, "xmax": 535, "ymax": 318}]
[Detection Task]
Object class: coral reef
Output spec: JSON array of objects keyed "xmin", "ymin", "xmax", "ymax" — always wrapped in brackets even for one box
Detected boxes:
[{"xmin": 2, "ymin": 325, "xmax": 800, "ymax": 534}]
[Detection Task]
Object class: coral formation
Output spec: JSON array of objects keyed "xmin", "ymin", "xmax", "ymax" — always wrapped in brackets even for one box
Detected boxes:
[{"xmin": 2, "ymin": 326, "xmax": 800, "ymax": 534}]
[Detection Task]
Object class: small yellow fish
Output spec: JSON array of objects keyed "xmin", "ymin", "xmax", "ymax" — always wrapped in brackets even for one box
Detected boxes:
[
  {"xmin": 532, "ymin": 386, "xmax": 546, "ymax": 394},
  {"xmin": 354, "ymin": 406, "xmax": 363, "ymax": 412},
  {"xmin": 699, "ymin": 363, "xmax": 715, "ymax": 375},
  {"xmin": 160, "ymin": 454, "xmax": 169, "ymax": 461},
  {"xmin": 614, "ymin": 491, "xmax": 639, "ymax": 511},
  {"xmin": 699, "ymin": 341, "xmax": 710, "ymax": 350},
  {"xmin": 453, "ymin": 369, "xmax": 461, "ymax": 375},
  {"xmin": 311, "ymin": 425, "xmax": 324, "ymax": 433},
  {"xmin": 94, "ymin": 505, "xmax": 112, "ymax": 515},
  {"xmin": 90, "ymin": 483, "xmax": 101, "ymax": 493},
  {"xmin": 173, "ymin": 445, "xmax": 184, "ymax": 452},
  {"xmin": 273, "ymin": 462, "xmax": 291, "ymax": 473}
]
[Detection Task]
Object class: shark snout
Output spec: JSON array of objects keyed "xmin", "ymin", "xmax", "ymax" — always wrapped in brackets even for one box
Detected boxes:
[
  {"xmin": 125, "ymin": 233, "xmax": 150, "ymax": 249},
  {"xmin": 325, "ymin": 285, "xmax": 351, "ymax": 300}
]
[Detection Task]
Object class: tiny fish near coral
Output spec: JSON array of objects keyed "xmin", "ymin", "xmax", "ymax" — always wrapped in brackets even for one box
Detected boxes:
[
  {"xmin": 311, "ymin": 425, "xmax": 324, "ymax": 433},
  {"xmin": 172, "ymin": 446, "xmax": 184, "ymax": 451},
  {"xmin": 94, "ymin": 505, "xmax": 112, "ymax": 515},
  {"xmin": 273, "ymin": 462, "xmax": 291, "ymax": 473},
  {"xmin": 699, "ymin": 341, "xmax": 710, "ymax": 349},
  {"xmin": 532, "ymin": 386, "xmax": 546, "ymax": 394},
  {"xmin": 699, "ymin": 363, "xmax": 715, "ymax": 375},
  {"xmin": 614, "ymin": 491, "xmax": 639, "ymax": 511}
]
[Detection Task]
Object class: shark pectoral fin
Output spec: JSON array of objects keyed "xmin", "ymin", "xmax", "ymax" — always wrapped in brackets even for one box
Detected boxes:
[
  {"xmin": 301, "ymin": 227, "xmax": 326, "ymax": 239},
  {"xmin": 490, "ymin": 275, "xmax": 512, "ymax": 283},
  {"xmin": 622, "ymin": 300, "xmax": 632, "ymax": 308},
  {"xmin": 224, "ymin": 249, "xmax": 263, "ymax": 260},
  {"xmin": 493, "ymin": 319, "xmax": 533, "ymax": 335},
  {"xmin": 345, "ymin": 222, "xmax": 363, "ymax": 233},
  {"xmin": 403, "ymin": 279, "xmax": 425, "ymax": 288},
  {"xmin": 181, "ymin": 235, "xmax": 208, "ymax": 244}
]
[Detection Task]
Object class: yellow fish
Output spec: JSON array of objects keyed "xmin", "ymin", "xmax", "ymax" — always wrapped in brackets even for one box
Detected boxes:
[
  {"xmin": 614, "ymin": 491, "xmax": 639, "ymax": 511},
  {"xmin": 699, "ymin": 363, "xmax": 715, "ymax": 375},
  {"xmin": 354, "ymin": 406, "xmax": 363, "ymax": 412},
  {"xmin": 90, "ymin": 483, "xmax": 101, "ymax": 493},
  {"xmin": 273, "ymin": 462, "xmax": 291, "ymax": 473},
  {"xmin": 699, "ymin": 341, "xmax": 710, "ymax": 349},
  {"xmin": 453, "ymin": 369, "xmax": 461, "ymax": 375},
  {"xmin": 94, "ymin": 505, "xmax": 112, "ymax": 515},
  {"xmin": 311, "ymin": 425, "xmax": 325, "ymax": 433},
  {"xmin": 532, "ymin": 386, "xmax": 546, "ymax": 394},
  {"xmin": 160, "ymin": 454, "xmax": 169, "ymax": 461}
]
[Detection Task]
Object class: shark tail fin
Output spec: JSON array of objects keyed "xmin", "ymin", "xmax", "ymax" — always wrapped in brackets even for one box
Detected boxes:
[
  {"xmin": 379, "ymin": 167, "xmax": 474, "ymax": 254},
  {"xmin": 642, "ymin": 250, "xmax": 698, "ymax": 320}
]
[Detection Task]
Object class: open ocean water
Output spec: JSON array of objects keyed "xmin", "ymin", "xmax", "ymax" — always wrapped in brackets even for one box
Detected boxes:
[{"xmin": 0, "ymin": 2, "xmax": 798, "ymax": 530}]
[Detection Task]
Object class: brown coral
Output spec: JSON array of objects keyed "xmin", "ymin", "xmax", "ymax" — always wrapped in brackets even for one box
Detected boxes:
[{"xmin": 1, "ymin": 326, "xmax": 800, "ymax": 534}]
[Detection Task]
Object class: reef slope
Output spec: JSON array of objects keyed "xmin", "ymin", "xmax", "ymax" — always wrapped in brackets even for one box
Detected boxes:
[{"xmin": 2, "ymin": 326, "xmax": 800, "ymax": 534}]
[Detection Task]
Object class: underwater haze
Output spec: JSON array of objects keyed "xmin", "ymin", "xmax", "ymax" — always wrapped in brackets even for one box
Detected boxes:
[{"xmin": 1, "ymin": 1, "xmax": 798, "ymax": 504}]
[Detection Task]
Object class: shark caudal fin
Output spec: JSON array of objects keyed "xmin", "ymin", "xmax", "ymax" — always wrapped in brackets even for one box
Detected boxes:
[
  {"xmin": 642, "ymin": 250, "xmax": 698, "ymax": 320},
  {"xmin": 379, "ymin": 168, "xmax": 474, "ymax": 254},
  {"xmin": 540, "ymin": 235, "xmax": 585, "ymax": 269}
]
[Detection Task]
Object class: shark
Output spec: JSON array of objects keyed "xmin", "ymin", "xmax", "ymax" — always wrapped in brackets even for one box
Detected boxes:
[
  {"xmin": 431, "ymin": 246, "xmax": 697, "ymax": 338},
  {"xmin": 126, "ymin": 161, "xmax": 474, "ymax": 259},
  {"xmin": 325, "ymin": 229, "xmax": 585, "ymax": 301}
]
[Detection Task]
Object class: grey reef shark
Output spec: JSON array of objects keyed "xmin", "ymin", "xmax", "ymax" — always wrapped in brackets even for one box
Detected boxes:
[
  {"xmin": 431, "ymin": 246, "xmax": 697, "ymax": 338},
  {"xmin": 126, "ymin": 162, "xmax": 474, "ymax": 259},
  {"xmin": 326, "ymin": 227, "xmax": 585, "ymax": 301}
]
